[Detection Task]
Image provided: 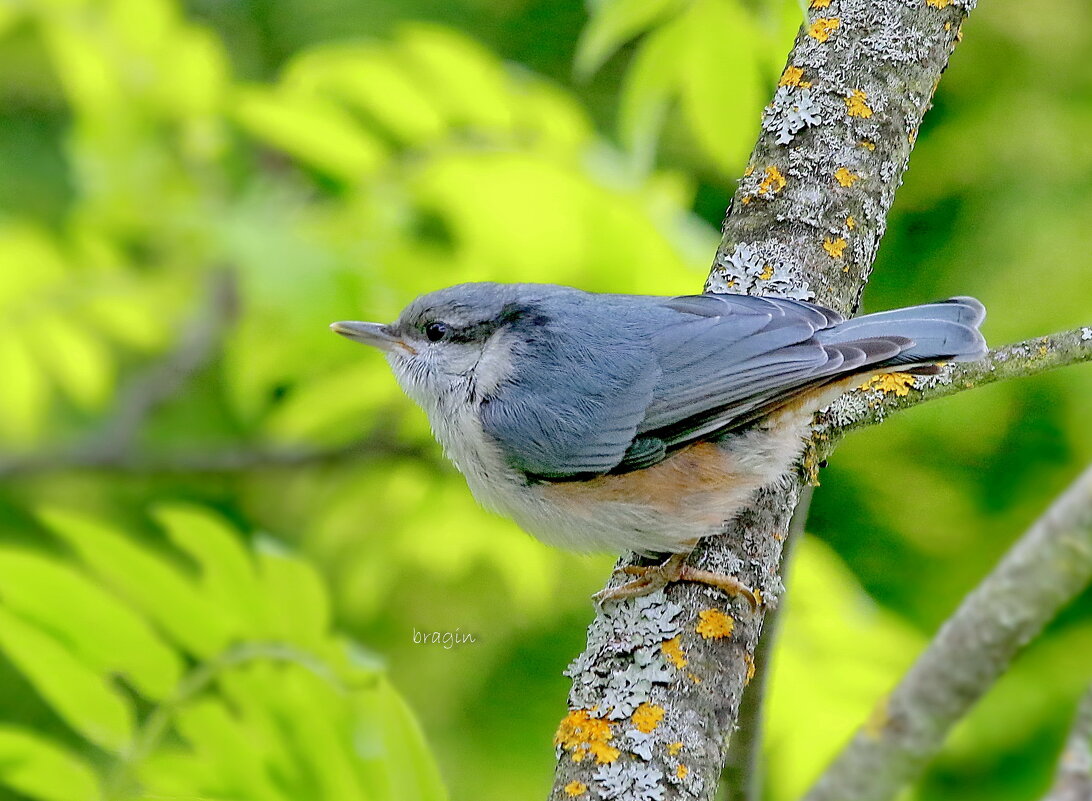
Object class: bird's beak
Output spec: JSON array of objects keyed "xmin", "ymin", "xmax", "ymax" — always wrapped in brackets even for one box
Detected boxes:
[{"xmin": 329, "ymin": 321, "xmax": 410, "ymax": 354}]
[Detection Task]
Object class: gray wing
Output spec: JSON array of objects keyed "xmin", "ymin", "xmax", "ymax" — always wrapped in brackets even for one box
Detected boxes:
[
  {"xmin": 635, "ymin": 293, "xmax": 901, "ymax": 451},
  {"xmin": 478, "ymin": 296, "xmax": 660, "ymax": 479}
]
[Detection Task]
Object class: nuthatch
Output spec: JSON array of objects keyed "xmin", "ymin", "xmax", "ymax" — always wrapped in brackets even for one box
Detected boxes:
[{"xmin": 332, "ymin": 283, "xmax": 986, "ymax": 604}]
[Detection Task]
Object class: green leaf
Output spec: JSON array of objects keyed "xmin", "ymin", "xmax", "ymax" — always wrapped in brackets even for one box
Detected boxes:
[
  {"xmin": 617, "ymin": 16, "xmax": 689, "ymax": 171},
  {"xmin": 28, "ymin": 314, "xmax": 114, "ymax": 411},
  {"xmin": 0, "ymin": 606, "xmax": 133, "ymax": 752},
  {"xmin": 39, "ymin": 508, "xmax": 232, "ymax": 658},
  {"xmin": 0, "ymin": 331, "xmax": 49, "ymax": 445},
  {"xmin": 0, "ymin": 548, "xmax": 183, "ymax": 699},
  {"xmin": 233, "ymin": 86, "xmax": 387, "ymax": 181},
  {"xmin": 357, "ymin": 678, "xmax": 447, "ymax": 801},
  {"xmin": 257, "ymin": 542, "xmax": 330, "ymax": 651},
  {"xmin": 679, "ymin": 0, "xmax": 765, "ymax": 174},
  {"xmin": 154, "ymin": 504, "xmax": 264, "ymax": 635},
  {"xmin": 0, "ymin": 726, "xmax": 102, "ymax": 801},
  {"xmin": 574, "ymin": 0, "xmax": 684, "ymax": 79}
]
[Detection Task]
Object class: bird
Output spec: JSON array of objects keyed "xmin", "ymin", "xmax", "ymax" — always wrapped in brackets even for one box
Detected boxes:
[{"xmin": 331, "ymin": 283, "xmax": 986, "ymax": 605}]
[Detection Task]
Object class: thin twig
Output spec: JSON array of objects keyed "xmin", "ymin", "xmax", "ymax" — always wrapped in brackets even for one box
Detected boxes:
[
  {"xmin": 818, "ymin": 327, "xmax": 1092, "ymax": 441},
  {"xmin": 800, "ymin": 463, "xmax": 1092, "ymax": 801},
  {"xmin": 1041, "ymin": 685, "xmax": 1092, "ymax": 801}
]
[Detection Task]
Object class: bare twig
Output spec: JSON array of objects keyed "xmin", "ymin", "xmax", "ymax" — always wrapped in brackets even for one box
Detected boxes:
[
  {"xmin": 1042, "ymin": 685, "xmax": 1092, "ymax": 801},
  {"xmin": 819, "ymin": 327, "xmax": 1092, "ymax": 441},
  {"xmin": 800, "ymin": 463, "xmax": 1092, "ymax": 801}
]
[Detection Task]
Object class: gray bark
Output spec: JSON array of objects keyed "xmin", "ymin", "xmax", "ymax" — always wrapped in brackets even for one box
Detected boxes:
[
  {"xmin": 549, "ymin": 0, "xmax": 976, "ymax": 797},
  {"xmin": 1042, "ymin": 686, "xmax": 1092, "ymax": 801}
]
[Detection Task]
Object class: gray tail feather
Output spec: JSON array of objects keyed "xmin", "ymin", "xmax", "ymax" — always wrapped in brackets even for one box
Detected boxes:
[{"xmin": 816, "ymin": 296, "xmax": 988, "ymax": 366}]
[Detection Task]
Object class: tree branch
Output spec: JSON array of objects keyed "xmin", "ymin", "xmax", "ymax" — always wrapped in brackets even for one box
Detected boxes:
[
  {"xmin": 818, "ymin": 326, "xmax": 1092, "ymax": 443},
  {"xmin": 550, "ymin": 0, "xmax": 976, "ymax": 797},
  {"xmin": 1042, "ymin": 684, "xmax": 1092, "ymax": 801},
  {"xmin": 800, "ymin": 463, "xmax": 1092, "ymax": 801}
]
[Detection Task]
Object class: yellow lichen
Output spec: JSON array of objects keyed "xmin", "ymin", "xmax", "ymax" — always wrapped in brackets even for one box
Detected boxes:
[
  {"xmin": 846, "ymin": 215, "xmax": 857, "ymax": 230},
  {"xmin": 808, "ymin": 17, "xmax": 840, "ymax": 42},
  {"xmin": 696, "ymin": 608, "xmax": 735, "ymax": 639},
  {"xmin": 743, "ymin": 165, "xmax": 755, "ymax": 177},
  {"xmin": 859, "ymin": 372, "xmax": 916, "ymax": 396},
  {"xmin": 688, "ymin": 672, "xmax": 703, "ymax": 684},
  {"xmin": 564, "ymin": 781, "xmax": 588, "ymax": 797},
  {"xmin": 779, "ymin": 65, "xmax": 810, "ymax": 88},
  {"xmin": 810, "ymin": 0, "xmax": 832, "ymax": 7},
  {"xmin": 823, "ymin": 236, "xmax": 847, "ymax": 259},
  {"xmin": 743, "ymin": 652, "xmax": 756, "ymax": 686},
  {"xmin": 845, "ymin": 89, "xmax": 874, "ymax": 118},
  {"xmin": 926, "ymin": 0, "xmax": 951, "ymax": 7},
  {"xmin": 677, "ymin": 764, "xmax": 690, "ymax": 779},
  {"xmin": 662, "ymin": 636, "xmax": 688, "ymax": 669},
  {"xmin": 865, "ymin": 695, "xmax": 890, "ymax": 738},
  {"xmin": 757, "ymin": 166, "xmax": 786, "ymax": 196},
  {"xmin": 555, "ymin": 709, "xmax": 618, "ymax": 764},
  {"xmin": 759, "ymin": 264, "xmax": 774, "ymax": 280},
  {"xmin": 668, "ymin": 742, "xmax": 684, "ymax": 756},
  {"xmin": 834, "ymin": 167, "xmax": 859, "ymax": 187},
  {"xmin": 632, "ymin": 702, "xmax": 666, "ymax": 734},
  {"xmin": 859, "ymin": 139, "xmax": 876, "ymax": 151}
]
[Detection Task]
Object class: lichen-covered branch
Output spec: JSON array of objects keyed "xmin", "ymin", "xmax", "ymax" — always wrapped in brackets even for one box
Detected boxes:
[
  {"xmin": 550, "ymin": 0, "xmax": 975, "ymax": 796},
  {"xmin": 1041, "ymin": 686, "xmax": 1092, "ymax": 801},
  {"xmin": 817, "ymin": 326, "xmax": 1092, "ymax": 442},
  {"xmin": 800, "ymin": 463, "xmax": 1092, "ymax": 801}
]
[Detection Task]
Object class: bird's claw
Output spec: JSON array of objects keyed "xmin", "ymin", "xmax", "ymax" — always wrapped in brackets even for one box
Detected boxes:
[{"xmin": 594, "ymin": 552, "xmax": 761, "ymax": 608}]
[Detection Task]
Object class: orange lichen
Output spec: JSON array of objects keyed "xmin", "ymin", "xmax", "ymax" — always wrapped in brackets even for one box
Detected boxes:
[
  {"xmin": 834, "ymin": 167, "xmax": 859, "ymax": 187},
  {"xmin": 632, "ymin": 703, "xmax": 666, "ymax": 734},
  {"xmin": 778, "ymin": 66, "xmax": 810, "ymax": 88},
  {"xmin": 668, "ymin": 742, "xmax": 684, "ymax": 756},
  {"xmin": 810, "ymin": 0, "xmax": 832, "ymax": 7},
  {"xmin": 677, "ymin": 764, "xmax": 690, "ymax": 779},
  {"xmin": 564, "ymin": 781, "xmax": 588, "ymax": 797},
  {"xmin": 865, "ymin": 695, "xmax": 890, "ymax": 738},
  {"xmin": 808, "ymin": 17, "xmax": 840, "ymax": 42},
  {"xmin": 757, "ymin": 166, "xmax": 786, "ymax": 196},
  {"xmin": 743, "ymin": 652, "xmax": 756, "ymax": 686},
  {"xmin": 688, "ymin": 672, "xmax": 703, "ymax": 684},
  {"xmin": 662, "ymin": 636, "xmax": 688, "ymax": 669},
  {"xmin": 926, "ymin": 0, "xmax": 951, "ymax": 7},
  {"xmin": 696, "ymin": 608, "xmax": 735, "ymax": 639},
  {"xmin": 859, "ymin": 372, "xmax": 916, "ymax": 396},
  {"xmin": 759, "ymin": 264, "xmax": 774, "ymax": 280},
  {"xmin": 823, "ymin": 236, "xmax": 847, "ymax": 259},
  {"xmin": 859, "ymin": 139, "xmax": 876, "ymax": 151},
  {"xmin": 845, "ymin": 89, "xmax": 874, "ymax": 118},
  {"xmin": 555, "ymin": 709, "xmax": 618, "ymax": 764},
  {"xmin": 846, "ymin": 215, "xmax": 857, "ymax": 230}
]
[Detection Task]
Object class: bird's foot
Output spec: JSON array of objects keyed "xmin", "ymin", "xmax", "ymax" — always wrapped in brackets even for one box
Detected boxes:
[{"xmin": 593, "ymin": 552, "xmax": 761, "ymax": 608}]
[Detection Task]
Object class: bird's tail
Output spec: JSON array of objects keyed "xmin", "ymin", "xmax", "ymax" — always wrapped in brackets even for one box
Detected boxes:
[{"xmin": 815, "ymin": 296, "xmax": 987, "ymax": 370}]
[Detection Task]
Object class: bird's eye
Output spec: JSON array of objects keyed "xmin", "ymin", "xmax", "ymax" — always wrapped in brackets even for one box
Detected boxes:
[{"xmin": 424, "ymin": 321, "xmax": 449, "ymax": 342}]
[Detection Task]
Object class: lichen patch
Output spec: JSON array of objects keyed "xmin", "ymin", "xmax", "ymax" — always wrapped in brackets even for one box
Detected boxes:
[
  {"xmin": 859, "ymin": 372, "xmax": 916, "ymax": 396},
  {"xmin": 846, "ymin": 89, "xmax": 874, "ymax": 118},
  {"xmin": 823, "ymin": 236, "xmax": 847, "ymax": 259},
  {"xmin": 662, "ymin": 636, "xmax": 688, "ymax": 668},
  {"xmin": 696, "ymin": 608, "xmax": 735, "ymax": 639},
  {"xmin": 632, "ymin": 702, "xmax": 666, "ymax": 733},
  {"xmin": 834, "ymin": 167, "xmax": 859, "ymax": 187},
  {"xmin": 808, "ymin": 17, "xmax": 840, "ymax": 42},
  {"xmin": 565, "ymin": 780, "xmax": 588, "ymax": 796},
  {"xmin": 556, "ymin": 709, "xmax": 619, "ymax": 764}
]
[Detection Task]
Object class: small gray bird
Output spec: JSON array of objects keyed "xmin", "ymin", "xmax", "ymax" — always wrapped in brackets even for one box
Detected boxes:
[{"xmin": 332, "ymin": 283, "xmax": 986, "ymax": 604}]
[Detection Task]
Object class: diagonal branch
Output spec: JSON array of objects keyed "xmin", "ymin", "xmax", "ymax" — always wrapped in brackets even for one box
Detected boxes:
[
  {"xmin": 1041, "ymin": 684, "xmax": 1092, "ymax": 801},
  {"xmin": 800, "ymin": 463, "xmax": 1092, "ymax": 801},
  {"xmin": 819, "ymin": 326, "xmax": 1092, "ymax": 441},
  {"xmin": 550, "ymin": 0, "xmax": 978, "ymax": 797}
]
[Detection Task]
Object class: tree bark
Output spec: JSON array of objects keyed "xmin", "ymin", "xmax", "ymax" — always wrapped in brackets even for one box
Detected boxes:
[
  {"xmin": 1042, "ymin": 685, "xmax": 1092, "ymax": 801},
  {"xmin": 549, "ymin": 0, "xmax": 976, "ymax": 798}
]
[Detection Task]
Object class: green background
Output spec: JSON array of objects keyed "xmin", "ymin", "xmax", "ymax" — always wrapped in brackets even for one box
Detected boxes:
[{"xmin": 0, "ymin": 0, "xmax": 1090, "ymax": 799}]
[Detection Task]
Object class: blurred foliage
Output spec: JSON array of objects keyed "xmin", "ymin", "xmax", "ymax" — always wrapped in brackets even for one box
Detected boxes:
[{"xmin": 0, "ymin": 0, "xmax": 1089, "ymax": 799}]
